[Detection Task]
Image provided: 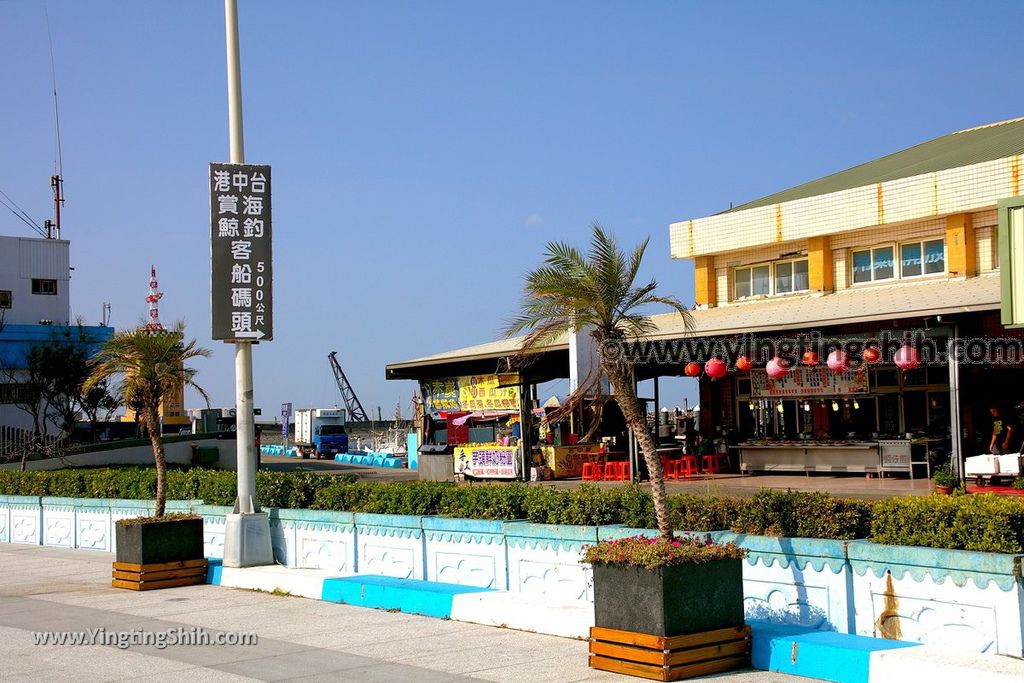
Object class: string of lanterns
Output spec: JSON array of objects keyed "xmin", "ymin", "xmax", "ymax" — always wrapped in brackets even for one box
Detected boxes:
[{"xmin": 684, "ymin": 342, "xmax": 920, "ymax": 380}]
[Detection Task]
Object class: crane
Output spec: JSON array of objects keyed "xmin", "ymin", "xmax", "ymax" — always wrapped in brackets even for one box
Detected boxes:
[{"xmin": 328, "ymin": 351, "xmax": 369, "ymax": 422}]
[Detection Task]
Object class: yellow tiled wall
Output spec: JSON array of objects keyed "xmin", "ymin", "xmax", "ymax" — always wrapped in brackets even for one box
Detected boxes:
[{"xmin": 706, "ymin": 209, "xmax": 999, "ymax": 301}]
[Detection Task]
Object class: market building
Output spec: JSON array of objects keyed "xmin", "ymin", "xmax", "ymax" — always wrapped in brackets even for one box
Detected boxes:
[{"xmin": 387, "ymin": 117, "xmax": 1024, "ymax": 482}]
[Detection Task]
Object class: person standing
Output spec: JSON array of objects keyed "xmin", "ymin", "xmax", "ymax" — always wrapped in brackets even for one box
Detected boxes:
[{"xmin": 989, "ymin": 404, "xmax": 1018, "ymax": 455}]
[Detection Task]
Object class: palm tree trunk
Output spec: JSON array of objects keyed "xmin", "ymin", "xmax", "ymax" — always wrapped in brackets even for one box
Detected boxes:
[
  {"xmin": 601, "ymin": 359, "xmax": 673, "ymax": 542},
  {"xmin": 147, "ymin": 408, "xmax": 167, "ymax": 517}
]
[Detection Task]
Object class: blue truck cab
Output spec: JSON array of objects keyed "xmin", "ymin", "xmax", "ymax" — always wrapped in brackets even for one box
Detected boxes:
[{"xmin": 314, "ymin": 424, "xmax": 349, "ymax": 458}]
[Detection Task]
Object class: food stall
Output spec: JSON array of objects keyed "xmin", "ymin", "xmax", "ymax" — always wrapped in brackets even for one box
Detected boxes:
[
  {"xmin": 736, "ymin": 366, "xmax": 914, "ymax": 474},
  {"xmin": 421, "ymin": 373, "xmax": 524, "ymax": 480}
]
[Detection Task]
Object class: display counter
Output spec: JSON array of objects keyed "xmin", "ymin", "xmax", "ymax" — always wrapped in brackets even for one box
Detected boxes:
[
  {"xmin": 536, "ymin": 444, "xmax": 603, "ymax": 479},
  {"xmin": 738, "ymin": 439, "xmax": 911, "ymax": 474}
]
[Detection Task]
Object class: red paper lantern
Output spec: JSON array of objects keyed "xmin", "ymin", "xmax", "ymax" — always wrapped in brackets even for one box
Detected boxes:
[
  {"xmin": 705, "ymin": 357, "xmax": 728, "ymax": 379},
  {"xmin": 801, "ymin": 350, "xmax": 819, "ymax": 367},
  {"xmin": 765, "ymin": 356, "xmax": 790, "ymax": 379},
  {"xmin": 684, "ymin": 362, "xmax": 702, "ymax": 377},
  {"xmin": 894, "ymin": 344, "xmax": 920, "ymax": 371},
  {"xmin": 862, "ymin": 346, "xmax": 881, "ymax": 364},
  {"xmin": 735, "ymin": 355, "xmax": 754, "ymax": 372},
  {"xmin": 826, "ymin": 349, "xmax": 850, "ymax": 372}
]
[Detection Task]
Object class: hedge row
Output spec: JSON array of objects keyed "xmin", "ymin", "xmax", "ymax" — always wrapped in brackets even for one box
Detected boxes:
[
  {"xmin": 0, "ymin": 467, "xmax": 355, "ymax": 510},
  {"xmin": 2, "ymin": 468, "xmax": 1023, "ymax": 553}
]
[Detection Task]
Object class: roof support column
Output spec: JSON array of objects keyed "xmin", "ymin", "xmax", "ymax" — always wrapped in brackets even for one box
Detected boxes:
[
  {"xmin": 946, "ymin": 213, "xmax": 976, "ymax": 278},
  {"xmin": 808, "ymin": 235, "xmax": 834, "ymax": 293},
  {"xmin": 694, "ymin": 256, "xmax": 716, "ymax": 307}
]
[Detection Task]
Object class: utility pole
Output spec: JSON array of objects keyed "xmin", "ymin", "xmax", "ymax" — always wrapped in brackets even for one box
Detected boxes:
[{"xmin": 221, "ymin": 0, "xmax": 272, "ymax": 568}]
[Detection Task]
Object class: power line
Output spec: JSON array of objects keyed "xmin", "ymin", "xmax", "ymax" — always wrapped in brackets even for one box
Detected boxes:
[{"xmin": 0, "ymin": 190, "xmax": 47, "ymax": 238}]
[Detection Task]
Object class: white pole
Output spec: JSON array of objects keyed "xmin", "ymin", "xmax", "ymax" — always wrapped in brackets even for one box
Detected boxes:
[
  {"xmin": 225, "ymin": 0, "xmax": 256, "ymax": 514},
  {"xmin": 221, "ymin": 0, "xmax": 271, "ymax": 567}
]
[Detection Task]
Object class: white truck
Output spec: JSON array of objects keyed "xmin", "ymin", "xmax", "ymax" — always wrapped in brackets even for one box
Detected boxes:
[{"xmin": 294, "ymin": 408, "xmax": 348, "ymax": 459}]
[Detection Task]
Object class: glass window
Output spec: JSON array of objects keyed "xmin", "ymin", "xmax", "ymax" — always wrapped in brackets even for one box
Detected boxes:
[
  {"xmin": 751, "ymin": 265, "xmax": 770, "ymax": 296},
  {"xmin": 924, "ymin": 239, "xmax": 945, "ymax": 274},
  {"xmin": 873, "ymin": 246, "xmax": 895, "ymax": 280},
  {"xmin": 775, "ymin": 261, "xmax": 792, "ymax": 293},
  {"xmin": 901, "ymin": 242, "xmax": 922, "ymax": 277},
  {"xmin": 793, "ymin": 259, "xmax": 809, "ymax": 291},
  {"xmin": 853, "ymin": 247, "xmax": 896, "ymax": 284},
  {"xmin": 734, "ymin": 268, "xmax": 751, "ymax": 299},
  {"xmin": 31, "ymin": 279, "xmax": 57, "ymax": 295},
  {"xmin": 852, "ymin": 250, "xmax": 872, "ymax": 283}
]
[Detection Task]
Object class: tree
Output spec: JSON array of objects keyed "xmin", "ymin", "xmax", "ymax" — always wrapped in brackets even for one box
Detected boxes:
[
  {"xmin": 507, "ymin": 224, "xmax": 692, "ymax": 542},
  {"xmin": 86, "ymin": 321, "xmax": 210, "ymax": 516}
]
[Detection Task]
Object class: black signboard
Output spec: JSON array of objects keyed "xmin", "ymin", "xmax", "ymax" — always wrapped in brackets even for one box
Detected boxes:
[{"xmin": 210, "ymin": 163, "xmax": 272, "ymax": 341}]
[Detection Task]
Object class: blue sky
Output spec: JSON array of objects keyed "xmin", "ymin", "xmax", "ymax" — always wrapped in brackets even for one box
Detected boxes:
[{"xmin": 2, "ymin": 1, "xmax": 1023, "ymax": 419}]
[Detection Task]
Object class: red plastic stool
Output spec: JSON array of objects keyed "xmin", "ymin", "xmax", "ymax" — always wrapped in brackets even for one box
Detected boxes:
[
  {"xmin": 677, "ymin": 455, "xmax": 698, "ymax": 479},
  {"xmin": 581, "ymin": 462, "xmax": 604, "ymax": 481},
  {"xmin": 702, "ymin": 453, "xmax": 724, "ymax": 474},
  {"xmin": 607, "ymin": 461, "xmax": 629, "ymax": 481}
]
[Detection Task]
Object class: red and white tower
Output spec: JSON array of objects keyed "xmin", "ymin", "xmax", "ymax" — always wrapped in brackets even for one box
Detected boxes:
[{"xmin": 145, "ymin": 265, "xmax": 165, "ymax": 332}]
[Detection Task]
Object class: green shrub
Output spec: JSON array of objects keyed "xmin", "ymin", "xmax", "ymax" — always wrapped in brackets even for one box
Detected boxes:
[
  {"xmin": 871, "ymin": 494, "xmax": 1024, "ymax": 553},
  {"xmin": 670, "ymin": 494, "xmax": 739, "ymax": 531},
  {"xmin": 732, "ymin": 489, "xmax": 870, "ymax": 539},
  {"xmin": 439, "ymin": 482, "xmax": 528, "ymax": 520},
  {"xmin": 617, "ymin": 485, "xmax": 657, "ymax": 529},
  {"xmin": 2, "ymin": 468, "xmax": 1023, "ymax": 553}
]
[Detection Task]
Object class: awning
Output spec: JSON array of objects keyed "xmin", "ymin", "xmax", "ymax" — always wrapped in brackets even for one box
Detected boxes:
[{"xmin": 386, "ymin": 276, "xmax": 1000, "ymax": 378}]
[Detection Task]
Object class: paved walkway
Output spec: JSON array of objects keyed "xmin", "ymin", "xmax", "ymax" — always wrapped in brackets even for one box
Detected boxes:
[{"xmin": 0, "ymin": 544, "xmax": 809, "ymax": 682}]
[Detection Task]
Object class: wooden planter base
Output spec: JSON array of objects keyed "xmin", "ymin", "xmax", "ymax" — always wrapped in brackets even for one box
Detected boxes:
[
  {"xmin": 589, "ymin": 625, "xmax": 751, "ymax": 681},
  {"xmin": 112, "ymin": 559, "xmax": 208, "ymax": 591}
]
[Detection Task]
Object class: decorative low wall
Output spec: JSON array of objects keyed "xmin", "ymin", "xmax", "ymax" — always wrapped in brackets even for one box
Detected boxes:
[{"xmin": 1, "ymin": 495, "xmax": 1021, "ymax": 656}]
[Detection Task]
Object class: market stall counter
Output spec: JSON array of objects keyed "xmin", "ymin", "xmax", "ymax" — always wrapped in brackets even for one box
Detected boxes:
[{"xmin": 738, "ymin": 438, "xmax": 911, "ymax": 475}]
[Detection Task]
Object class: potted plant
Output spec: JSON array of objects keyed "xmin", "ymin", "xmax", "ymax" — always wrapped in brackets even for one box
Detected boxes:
[
  {"xmin": 584, "ymin": 534, "xmax": 747, "ymax": 637},
  {"xmin": 86, "ymin": 322, "xmax": 211, "ymax": 589},
  {"xmin": 933, "ymin": 463, "xmax": 957, "ymax": 495}
]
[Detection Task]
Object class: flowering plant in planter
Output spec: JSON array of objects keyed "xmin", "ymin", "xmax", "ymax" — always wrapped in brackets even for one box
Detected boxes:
[
  {"xmin": 583, "ymin": 534, "xmax": 747, "ymax": 570},
  {"xmin": 584, "ymin": 535, "xmax": 748, "ymax": 637}
]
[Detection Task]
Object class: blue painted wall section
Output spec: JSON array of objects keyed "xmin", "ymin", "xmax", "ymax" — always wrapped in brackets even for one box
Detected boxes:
[{"xmin": 320, "ymin": 574, "xmax": 492, "ymax": 618}]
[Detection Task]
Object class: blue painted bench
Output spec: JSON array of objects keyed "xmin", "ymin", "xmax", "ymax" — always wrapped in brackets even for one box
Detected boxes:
[
  {"xmin": 321, "ymin": 574, "xmax": 492, "ymax": 618},
  {"xmin": 751, "ymin": 621, "xmax": 919, "ymax": 683}
]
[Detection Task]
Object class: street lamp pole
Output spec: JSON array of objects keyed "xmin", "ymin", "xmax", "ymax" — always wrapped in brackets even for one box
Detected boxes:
[{"xmin": 222, "ymin": 0, "xmax": 272, "ymax": 567}]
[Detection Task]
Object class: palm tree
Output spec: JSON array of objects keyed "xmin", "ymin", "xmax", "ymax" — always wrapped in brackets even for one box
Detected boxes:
[
  {"xmin": 85, "ymin": 321, "xmax": 210, "ymax": 517},
  {"xmin": 507, "ymin": 224, "xmax": 692, "ymax": 541}
]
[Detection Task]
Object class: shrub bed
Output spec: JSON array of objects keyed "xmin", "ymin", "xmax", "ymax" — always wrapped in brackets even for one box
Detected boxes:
[
  {"xmin": 0, "ymin": 467, "xmax": 355, "ymax": 509},
  {"xmin": 870, "ymin": 493, "xmax": 1024, "ymax": 554},
  {"xmin": 2, "ymin": 468, "xmax": 1024, "ymax": 552}
]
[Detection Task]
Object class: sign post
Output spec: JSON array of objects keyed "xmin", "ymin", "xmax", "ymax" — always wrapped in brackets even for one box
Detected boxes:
[
  {"xmin": 281, "ymin": 402, "xmax": 291, "ymax": 453},
  {"xmin": 218, "ymin": 0, "xmax": 272, "ymax": 568}
]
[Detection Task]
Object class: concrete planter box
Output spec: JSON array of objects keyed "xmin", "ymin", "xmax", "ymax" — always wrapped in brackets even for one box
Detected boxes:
[
  {"xmin": 593, "ymin": 559, "xmax": 745, "ymax": 637},
  {"xmin": 115, "ymin": 516, "xmax": 204, "ymax": 565}
]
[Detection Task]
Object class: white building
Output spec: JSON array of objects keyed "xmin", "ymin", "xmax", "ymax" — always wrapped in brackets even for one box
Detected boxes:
[
  {"xmin": 0, "ymin": 234, "xmax": 111, "ymax": 443},
  {"xmin": 0, "ymin": 235, "xmax": 72, "ymax": 326}
]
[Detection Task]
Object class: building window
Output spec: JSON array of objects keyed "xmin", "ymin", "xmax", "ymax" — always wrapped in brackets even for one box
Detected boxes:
[
  {"xmin": 31, "ymin": 279, "xmax": 57, "ymax": 295},
  {"xmin": 0, "ymin": 290, "xmax": 10, "ymax": 309},
  {"xmin": 734, "ymin": 264, "xmax": 770, "ymax": 299},
  {"xmin": 735, "ymin": 258, "xmax": 809, "ymax": 299},
  {"xmin": 851, "ymin": 246, "xmax": 895, "ymax": 284},
  {"xmin": 900, "ymin": 239, "xmax": 945, "ymax": 277},
  {"xmin": 774, "ymin": 258, "xmax": 809, "ymax": 294},
  {"xmin": 0, "ymin": 383, "xmax": 30, "ymax": 404}
]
